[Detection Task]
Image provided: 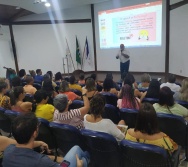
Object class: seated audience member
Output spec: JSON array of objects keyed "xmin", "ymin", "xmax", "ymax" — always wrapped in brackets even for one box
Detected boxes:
[
  {"xmin": 102, "ymin": 78, "xmax": 118, "ymax": 95},
  {"xmin": 85, "ymin": 78, "xmax": 98, "ymax": 100},
  {"xmin": 69, "ymin": 75, "xmax": 82, "ymax": 92},
  {"xmin": 78, "ymin": 73, "xmax": 85, "ymax": 85},
  {"xmin": 59, "ymin": 81, "xmax": 81, "ymax": 101},
  {"xmin": 55, "ymin": 72, "xmax": 63, "ymax": 84},
  {"xmin": 2, "ymin": 113, "xmax": 90, "ymax": 167},
  {"xmin": 125, "ymin": 73, "xmax": 138, "ymax": 89},
  {"xmin": 11, "ymin": 76, "xmax": 21, "ymax": 88},
  {"xmin": 53, "ymin": 89, "xmax": 90, "ymax": 129},
  {"xmin": 90, "ymin": 73, "xmax": 103, "ymax": 92},
  {"xmin": 153, "ymin": 86, "xmax": 188, "ymax": 117},
  {"xmin": 0, "ymin": 81, "xmax": 11, "ymax": 109},
  {"xmin": 18, "ymin": 69, "xmax": 26, "ymax": 80},
  {"xmin": 160, "ymin": 74, "xmax": 180, "ymax": 92},
  {"xmin": 124, "ymin": 75, "xmax": 142, "ymax": 98},
  {"xmin": 140, "ymin": 80, "xmax": 160, "ymax": 102},
  {"xmin": 125, "ymin": 103, "xmax": 178, "ymax": 153},
  {"xmin": 10, "ymin": 86, "xmax": 32, "ymax": 113},
  {"xmin": 105, "ymin": 72, "xmax": 120, "ymax": 91},
  {"xmin": 34, "ymin": 90, "xmax": 55, "ymax": 122},
  {"xmin": 43, "ymin": 74, "xmax": 57, "ymax": 89},
  {"xmin": 174, "ymin": 78, "xmax": 188, "ymax": 101},
  {"xmin": 84, "ymin": 94, "xmax": 125, "ymax": 142},
  {"xmin": 23, "ymin": 76, "xmax": 37, "ymax": 95},
  {"xmin": 138, "ymin": 73, "xmax": 151, "ymax": 89},
  {"xmin": 35, "ymin": 69, "xmax": 43, "ymax": 83},
  {"xmin": 117, "ymin": 84, "xmax": 140, "ymax": 110},
  {"xmin": 42, "ymin": 79, "xmax": 58, "ymax": 105},
  {"xmin": 29, "ymin": 70, "xmax": 36, "ymax": 79}
]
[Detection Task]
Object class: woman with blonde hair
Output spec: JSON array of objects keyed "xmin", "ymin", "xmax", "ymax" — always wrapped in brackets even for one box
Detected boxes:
[{"xmin": 174, "ymin": 78, "xmax": 188, "ymax": 101}]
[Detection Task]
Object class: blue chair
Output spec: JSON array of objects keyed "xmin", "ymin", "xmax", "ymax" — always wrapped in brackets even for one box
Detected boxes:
[
  {"xmin": 176, "ymin": 100, "xmax": 188, "ymax": 109},
  {"xmin": 120, "ymin": 108, "xmax": 138, "ymax": 128},
  {"xmin": 81, "ymin": 129, "xmax": 121, "ymax": 167},
  {"xmin": 49, "ymin": 122, "xmax": 84, "ymax": 156},
  {"xmin": 157, "ymin": 113, "xmax": 188, "ymax": 160},
  {"xmin": 70, "ymin": 89, "xmax": 82, "ymax": 96},
  {"xmin": 33, "ymin": 83, "xmax": 42, "ymax": 90},
  {"xmin": 0, "ymin": 112, "xmax": 11, "ymax": 137},
  {"xmin": 4, "ymin": 110, "xmax": 20, "ymax": 122},
  {"xmin": 102, "ymin": 104, "xmax": 120, "ymax": 124},
  {"xmin": 138, "ymin": 88, "xmax": 148, "ymax": 92},
  {"xmin": 101, "ymin": 92, "xmax": 118, "ymax": 107},
  {"xmin": 0, "ymin": 107, "xmax": 5, "ymax": 113},
  {"xmin": 68, "ymin": 100, "xmax": 84, "ymax": 110},
  {"xmin": 142, "ymin": 98, "xmax": 159, "ymax": 104},
  {"xmin": 120, "ymin": 139, "xmax": 181, "ymax": 167},
  {"xmin": 24, "ymin": 94, "xmax": 34, "ymax": 103},
  {"xmin": 36, "ymin": 118, "xmax": 55, "ymax": 149}
]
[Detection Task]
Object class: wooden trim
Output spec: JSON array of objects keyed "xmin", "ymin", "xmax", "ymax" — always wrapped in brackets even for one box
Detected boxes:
[
  {"xmin": 165, "ymin": 0, "xmax": 170, "ymax": 82},
  {"xmin": 9, "ymin": 24, "xmax": 19, "ymax": 73},
  {"xmin": 11, "ymin": 19, "xmax": 91, "ymax": 25},
  {"xmin": 91, "ymin": 4, "xmax": 97, "ymax": 72},
  {"xmin": 170, "ymin": 0, "xmax": 188, "ymax": 10}
]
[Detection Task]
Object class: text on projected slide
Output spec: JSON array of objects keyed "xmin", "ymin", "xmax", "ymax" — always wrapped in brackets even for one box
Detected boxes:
[{"xmin": 98, "ymin": 0, "xmax": 162, "ymax": 48}]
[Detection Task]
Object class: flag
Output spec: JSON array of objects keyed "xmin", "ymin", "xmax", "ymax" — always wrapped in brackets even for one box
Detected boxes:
[
  {"xmin": 76, "ymin": 37, "xmax": 81, "ymax": 65},
  {"xmin": 85, "ymin": 37, "xmax": 90, "ymax": 64}
]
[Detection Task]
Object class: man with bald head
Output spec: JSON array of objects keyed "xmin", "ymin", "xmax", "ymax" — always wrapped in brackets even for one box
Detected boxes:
[{"xmin": 116, "ymin": 44, "xmax": 130, "ymax": 80}]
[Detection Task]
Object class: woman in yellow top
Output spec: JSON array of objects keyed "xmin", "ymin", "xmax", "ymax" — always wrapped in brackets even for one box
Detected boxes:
[
  {"xmin": 125, "ymin": 103, "xmax": 178, "ymax": 153},
  {"xmin": 34, "ymin": 90, "xmax": 55, "ymax": 122}
]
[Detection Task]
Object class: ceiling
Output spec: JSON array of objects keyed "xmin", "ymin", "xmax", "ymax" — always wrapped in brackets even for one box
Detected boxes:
[{"xmin": 0, "ymin": 0, "xmax": 110, "ymax": 14}]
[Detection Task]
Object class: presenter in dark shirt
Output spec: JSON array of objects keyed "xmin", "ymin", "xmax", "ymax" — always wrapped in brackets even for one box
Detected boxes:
[{"xmin": 116, "ymin": 44, "xmax": 130, "ymax": 80}]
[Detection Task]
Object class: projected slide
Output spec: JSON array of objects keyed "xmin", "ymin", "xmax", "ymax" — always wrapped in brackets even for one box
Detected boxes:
[{"xmin": 98, "ymin": 1, "xmax": 162, "ymax": 48}]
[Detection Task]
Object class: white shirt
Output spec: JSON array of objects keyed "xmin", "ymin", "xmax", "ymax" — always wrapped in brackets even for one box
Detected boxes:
[
  {"xmin": 116, "ymin": 49, "xmax": 130, "ymax": 63},
  {"xmin": 160, "ymin": 82, "xmax": 180, "ymax": 92},
  {"xmin": 84, "ymin": 114, "xmax": 125, "ymax": 142}
]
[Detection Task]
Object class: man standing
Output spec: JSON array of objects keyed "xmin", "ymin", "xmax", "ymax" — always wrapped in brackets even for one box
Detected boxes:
[{"xmin": 116, "ymin": 44, "xmax": 130, "ymax": 80}]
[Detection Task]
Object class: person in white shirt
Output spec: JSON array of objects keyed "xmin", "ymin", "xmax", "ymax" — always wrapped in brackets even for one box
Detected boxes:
[
  {"xmin": 116, "ymin": 44, "xmax": 130, "ymax": 80},
  {"xmin": 160, "ymin": 74, "xmax": 180, "ymax": 93},
  {"xmin": 84, "ymin": 94, "xmax": 125, "ymax": 142}
]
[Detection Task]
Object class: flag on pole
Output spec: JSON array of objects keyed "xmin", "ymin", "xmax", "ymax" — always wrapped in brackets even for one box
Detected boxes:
[
  {"xmin": 76, "ymin": 37, "xmax": 81, "ymax": 65},
  {"xmin": 85, "ymin": 37, "xmax": 90, "ymax": 64}
]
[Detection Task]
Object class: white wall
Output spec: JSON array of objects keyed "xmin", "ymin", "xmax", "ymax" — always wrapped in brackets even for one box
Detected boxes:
[
  {"xmin": 0, "ymin": 26, "xmax": 16, "ymax": 77},
  {"xmin": 13, "ymin": 23, "xmax": 94, "ymax": 74},
  {"xmin": 169, "ymin": 4, "xmax": 188, "ymax": 77},
  {"xmin": 94, "ymin": 0, "xmax": 166, "ymax": 72}
]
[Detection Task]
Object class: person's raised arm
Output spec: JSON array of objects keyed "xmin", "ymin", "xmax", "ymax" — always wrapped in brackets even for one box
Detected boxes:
[
  {"xmin": 79, "ymin": 89, "xmax": 90, "ymax": 117},
  {"xmin": 121, "ymin": 53, "xmax": 130, "ymax": 58}
]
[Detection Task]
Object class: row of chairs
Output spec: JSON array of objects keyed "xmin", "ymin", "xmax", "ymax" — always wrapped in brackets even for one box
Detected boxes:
[{"xmin": 37, "ymin": 120, "xmax": 180, "ymax": 167}]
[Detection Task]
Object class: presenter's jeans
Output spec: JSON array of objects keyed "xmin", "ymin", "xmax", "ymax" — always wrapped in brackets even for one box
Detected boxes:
[{"xmin": 120, "ymin": 60, "xmax": 130, "ymax": 79}]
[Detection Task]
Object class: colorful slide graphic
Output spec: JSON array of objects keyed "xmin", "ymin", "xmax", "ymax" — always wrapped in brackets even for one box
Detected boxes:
[{"xmin": 98, "ymin": 1, "xmax": 162, "ymax": 48}]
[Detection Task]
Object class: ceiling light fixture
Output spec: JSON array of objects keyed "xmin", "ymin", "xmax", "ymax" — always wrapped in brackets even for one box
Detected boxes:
[{"xmin": 45, "ymin": 2, "xmax": 51, "ymax": 7}]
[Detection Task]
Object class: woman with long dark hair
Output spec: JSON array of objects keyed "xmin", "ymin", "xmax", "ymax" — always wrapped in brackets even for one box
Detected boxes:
[
  {"xmin": 117, "ymin": 84, "xmax": 140, "ymax": 110},
  {"xmin": 125, "ymin": 103, "xmax": 178, "ymax": 153}
]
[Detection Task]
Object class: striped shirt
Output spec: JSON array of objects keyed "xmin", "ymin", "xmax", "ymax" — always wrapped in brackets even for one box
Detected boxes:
[{"xmin": 53, "ymin": 109, "xmax": 84, "ymax": 129}]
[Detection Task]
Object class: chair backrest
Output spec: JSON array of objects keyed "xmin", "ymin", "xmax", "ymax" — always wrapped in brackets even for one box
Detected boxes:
[
  {"xmin": 120, "ymin": 140, "xmax": 172, "ymax": 167},
  {"xmin": 176, "ymin": 100, "xmax": 188, "ymax": 109},
  {"xmin": 102, "ymin": 104, "xmax": 120, "ymax": 124},
  {"xmin": 70, "ymin": 89, "xmax": 82, "ymax": 96},
  {"xmin": 81, "ymin": 129, "xmax": 121, "ymax": 167},
  {"xmin": 33, "ymin": 83, "xmax": 42, "ymax": 90},
  {"xmin": 24, "ymin": 94, "xmax": 34, "ymax": 103},
  {"xmin": 0, "ymin": 107, "xmax": 5, "ymax": 113},
  {"xmin": 142, "ymin": 98, "xmax": 159, "ymax": 104},
  {"xmin": 36, "ymin": 118, "xmax": 55, "ymax": 149},
  {"xmin": 4, "ymin": 110, "xmax": 20, "ymax": 122},
  {"xmin": 157, "ymin": 113, "xmax": 187, "ymax": 149},
  {"xmin": 138, "ymin": 88, "xmax": 148, "ymax": 92},
  {"xmin": 119, "ymin": 108, "xmax": 138, "ymax": 128},
  {"xmin": 101, "ymin": 92, "xmax": 118, "ymax": 107},
  {"xmin": 68, "ymin": 100, "xmax": 84, "ymax": 110},
  {"xmin": 0, "ymin": 112, "xmax": 12, "ymax": 136},
  {"xmin": 49, "ymin": 122, "xmax": 84, "ymax": 155}
]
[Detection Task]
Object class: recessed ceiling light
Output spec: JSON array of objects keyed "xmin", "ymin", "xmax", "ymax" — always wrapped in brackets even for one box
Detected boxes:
[{"xmin": 45, "ymin": 2, "xmax": 51, "ymax": 7}]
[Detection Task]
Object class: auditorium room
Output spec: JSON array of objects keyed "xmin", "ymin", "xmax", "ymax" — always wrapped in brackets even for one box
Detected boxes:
[{"xmin": 0, "ymin": 0, "xmax": 188, "ymax": 166}]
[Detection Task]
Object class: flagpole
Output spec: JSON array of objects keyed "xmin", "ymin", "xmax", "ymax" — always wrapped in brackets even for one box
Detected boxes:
[
  {"xmin": 82, "ymin": 39, "xmax": 86, "ymax": 70},
  {"xmin": 65, "ymin": 38, "xmax": 75, "ymax": 71}
]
